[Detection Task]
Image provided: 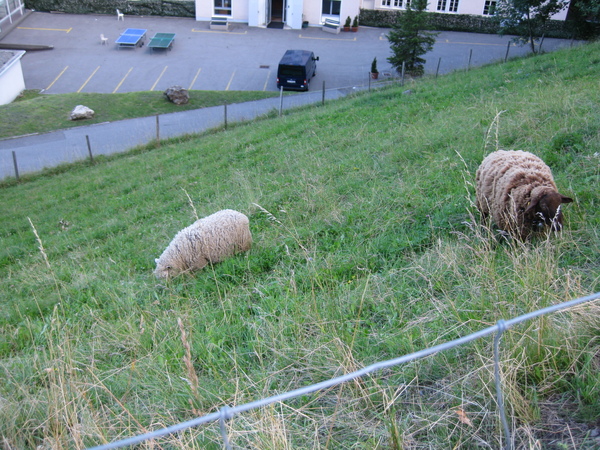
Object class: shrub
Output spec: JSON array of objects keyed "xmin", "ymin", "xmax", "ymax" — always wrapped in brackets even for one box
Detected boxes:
[{"xmin": 358, "ymin": 8, "xmax": 597, "ymax": 39}]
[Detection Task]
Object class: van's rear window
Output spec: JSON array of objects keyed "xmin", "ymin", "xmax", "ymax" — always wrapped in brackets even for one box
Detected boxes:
[{"xmin": 279, "ymin": 65, "xmax": 304, "ymax": 77}]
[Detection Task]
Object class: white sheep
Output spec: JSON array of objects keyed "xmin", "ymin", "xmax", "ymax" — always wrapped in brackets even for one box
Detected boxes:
[
  {"xmin": 154, "ymin": 209, "xmax": 252, "ymax": 279},
  {"xmin": 475, "ymin": 150, "xmax": 573, "ymax": 239}
]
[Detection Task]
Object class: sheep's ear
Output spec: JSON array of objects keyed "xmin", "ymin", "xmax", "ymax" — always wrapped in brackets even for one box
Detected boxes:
[
  {"xmin": 561, "ymin": 195, "xmax": 573, "ymax": 204},
  {"xmin": 524, "ymin": 199, "xmax": 539, "ymax": 214}
]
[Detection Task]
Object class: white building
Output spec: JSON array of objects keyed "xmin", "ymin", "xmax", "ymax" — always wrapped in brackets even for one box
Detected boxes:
[
  {"xmin": 0, "ymin": 50, "xmax": 26, "ymax": 105},
  {"xmin": 195, "ymin": 0, "xmax": 570, "ymax": 30},
  {"xmin": 0, "ymin": 0, "xmax": 25, "ymax": 34}
]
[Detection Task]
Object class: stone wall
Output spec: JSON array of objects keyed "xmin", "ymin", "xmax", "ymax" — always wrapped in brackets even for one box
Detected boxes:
[{"xmin": 24, "ymin": 0, "xmax": 195, "ymax": 18}]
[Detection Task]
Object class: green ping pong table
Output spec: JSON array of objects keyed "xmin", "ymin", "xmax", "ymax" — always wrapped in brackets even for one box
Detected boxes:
[{"xmin": 148, "ymin": 33, "xmax": 176, "ymax": 51}]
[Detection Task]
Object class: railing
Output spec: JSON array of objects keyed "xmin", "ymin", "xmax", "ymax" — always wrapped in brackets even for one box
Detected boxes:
[{"xmin": 87, "ymin": 291, "xmax": 600, "ymax": 450}]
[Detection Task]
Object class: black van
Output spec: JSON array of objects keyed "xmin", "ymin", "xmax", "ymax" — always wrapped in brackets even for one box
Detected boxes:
[{"xmin": 276, "ymin": 50, "xmax": 319, "ymax": 91}]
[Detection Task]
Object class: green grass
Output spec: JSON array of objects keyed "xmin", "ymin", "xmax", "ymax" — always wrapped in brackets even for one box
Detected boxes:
[
  {"xmin": 0, "ymin": 90, "xmax": 279, "ymax": 139},
  {"xmin": 0, "ymin": 42, "xmax": 599, "ymax": 449}
]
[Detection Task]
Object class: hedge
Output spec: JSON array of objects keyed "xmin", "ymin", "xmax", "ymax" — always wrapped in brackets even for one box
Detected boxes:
[
  {"xmin": 20, "ymin": 1, "xmax": 599, "ymax": 38},
  {"xmin": 358, "ymin": 8, "xmax": 598, "ymax": 39},
  {"xmin": 23, "ymin": 0, "xmax": 196, "ymax": 17}
]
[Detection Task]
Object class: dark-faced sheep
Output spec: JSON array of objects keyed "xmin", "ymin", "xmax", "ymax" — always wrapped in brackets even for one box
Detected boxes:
[
  {"xmin": 475, "ymin": 150, "xmax": 573, "ymax": 239},
  {"xmin": 154, "ymin": 209, "xmax": 252, "ymax": 279}
]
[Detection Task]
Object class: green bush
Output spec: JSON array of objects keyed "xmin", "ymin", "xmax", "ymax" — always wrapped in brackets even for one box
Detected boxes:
[
  {"xmin": 24, "ymin": 0, "xmax": 196, "ymax": 17},
  {"xmin": 358, "ymin": 8, "xmax": 598, "ymax": 39}
]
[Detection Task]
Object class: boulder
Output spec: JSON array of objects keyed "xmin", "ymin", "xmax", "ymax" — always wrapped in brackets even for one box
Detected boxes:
[
  {"xmin": 70, "ymin": 105, "xmax": 95, "ymax": 120},
  {"xmin": 164, "ymin": 85, "xmax": 189, "ymax": 105}
]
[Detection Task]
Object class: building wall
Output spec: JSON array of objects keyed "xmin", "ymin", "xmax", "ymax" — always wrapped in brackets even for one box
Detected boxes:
[
  {"xmin": 376, "ymin": 0, "xmax": 569, "ymax": 20},
  {"xmin": 0, "ymin": 0, "xmax": 25, "ymax": 32},
  {"xmin": 196, "ymin": 0, "xmax": 570, "ymax": 28},
  {"xmin": 0, "ymin": 50, "xmax": 26, "ymax": 105},
  {"xmin": 197, "ymin": 0, "xmax": 361, "ymax": 28}
]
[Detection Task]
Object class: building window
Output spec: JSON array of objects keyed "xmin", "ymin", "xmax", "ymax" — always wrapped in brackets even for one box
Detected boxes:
[
  {"xmin": 448, "ymin": 0, "xmax": 459, "ymax": 12},
  {"xmin": 382, "ymin": 0, "xmax": 406, "ymax": 8},
  {"xmin": 322, "ymin": 0, "xmax": 341, "ymax": 15},
  {"xmin": 214, "ymin": 0, "xmax": 231, "ymax": 15},
  {"xmin": 483, "ymin": 0, "xmax": 496, "ymax": 15},
  {"xmin": 437, "ymin": 0, "xmax": 447, "ymax": 11}
]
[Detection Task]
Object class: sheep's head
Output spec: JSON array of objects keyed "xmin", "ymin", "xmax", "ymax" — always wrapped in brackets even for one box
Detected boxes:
[
  {"xmin": 154, "ymin": 258, "xmax": 174, "ymax": 279},
  {"xmin": 525, "ymin": 191, "xmax": 573, "ymax": 232}
]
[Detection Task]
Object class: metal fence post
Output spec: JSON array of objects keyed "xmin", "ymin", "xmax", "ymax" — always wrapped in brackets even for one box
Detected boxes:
[
  {"xmin": 219, "ymin": 406, "xmax": 233, "ymax": 450},
  {"xmin": 494, "ymin": 320, "xmax": 512, "ymax": 450}
]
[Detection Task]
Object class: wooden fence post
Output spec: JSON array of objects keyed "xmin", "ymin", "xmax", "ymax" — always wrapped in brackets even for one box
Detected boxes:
[
  {"xmin": 401, "ymin": 62, "xmax": 405, "ymax": 86},
  {"xmin": 156, "ymin": 114, "xmax": 160, "ymax": 146},
  {"xmin": 12, "ymin": 151, "xmax": 19, "ymax": 181},
  {"xmin": 279, "ymin": 86, "xmax": 283, "ymax": 116},
  {"xmin": 86, "ymin": 135, "xmax": 94, "ymax": 163}
]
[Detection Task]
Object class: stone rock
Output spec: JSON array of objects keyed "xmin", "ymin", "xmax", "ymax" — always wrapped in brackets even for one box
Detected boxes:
[
  {"xmin": 164, "ymin": 86, "xmax": 189, "ymax": 105},
  {"xmin": 70, "ymin": 105, "xmax": 95, "ymax": 120}
]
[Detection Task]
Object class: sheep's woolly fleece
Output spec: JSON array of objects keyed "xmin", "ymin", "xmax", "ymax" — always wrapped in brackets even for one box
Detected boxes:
[
  {"xmin": 154, "ymin": 209, "xmax": 252, "ymax": 279},
  {"xmin": 475, "ymin": 150, "xmax": 573, "ymax": 239}
]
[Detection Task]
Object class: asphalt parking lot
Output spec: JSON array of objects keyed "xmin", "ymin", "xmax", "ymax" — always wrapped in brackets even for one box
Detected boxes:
[{"xmin": 2, "ymin": 11, "xmax": 578, "ymax": 94}]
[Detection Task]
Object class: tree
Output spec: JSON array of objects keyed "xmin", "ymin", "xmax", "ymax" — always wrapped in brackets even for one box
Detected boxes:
[
  {"xmin": 565, "ymin": 0, "xmax": 600, "ymax": 39},
  {"xmin": 495, "ymin": 0, "xmax": 569, "ymax": 54},
  {"xmin": 387, "ymin": 0, "xmax": 437, "ymax": 76}
]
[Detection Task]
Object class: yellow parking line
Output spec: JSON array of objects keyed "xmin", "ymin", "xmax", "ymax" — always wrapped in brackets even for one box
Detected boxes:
[
  {"xmin": 18, "ymin": 26, "xmax": 72, "ymax": 33},
  {"xmin": 189, "ymin": 68, "xmax": 202, "ymax": 90},
  {"xmin": 191, "ymin": 29, "xmax": 247, "ymax": 35},
  {"xmin": 77, "ymin": 66, "xmax": 100, "ymax": 93},
  {"xmin": 113, "ymin": 67, "xmax": 133, "ymax": 93},
  {"xmin": 45, "ymin": 66, "xmax": 68, "ymax": 91},
  {"xmin": 151, "ymin": 66, "xmax": 168, "ymax": 91},
  {"xmin": 263, "ymin": 70, "xmax": 271, "ymax": 91},
  {"xmin": 299, "ymin": 34, "xmax": 356, "ymax": 41},
  {"xmin": 225, "ymin": 70, "xmax": 236, "ymax": 91}
]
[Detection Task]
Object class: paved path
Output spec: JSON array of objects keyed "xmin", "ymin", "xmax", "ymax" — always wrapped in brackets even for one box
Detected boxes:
[
  {"xmin": 1, "ymin": 11, "xmax": 578, "ymax": 94},
  {"xmin": 0, "ymin": 87, "xmax": 354, "ymax": 180}
]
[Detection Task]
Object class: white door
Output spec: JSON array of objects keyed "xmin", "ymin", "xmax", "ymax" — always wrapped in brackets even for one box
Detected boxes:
[
  {"xmin": 248, "ymin": 0, "xmax": 268, "ymax": 27},
  {"xmin": 265, "ymin": 0, "xmax": 271, "ymax": 26},
  {"xmin": 286, "ymin": 0, "xmax": 303, "ymax": 29}
]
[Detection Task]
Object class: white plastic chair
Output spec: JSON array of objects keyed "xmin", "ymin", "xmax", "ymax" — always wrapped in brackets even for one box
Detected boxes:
[
  {"xmin": 100, "ymin": 33, "xmax": 108, "ymax": 45},
  {"xmin": 116, "ymin": 9, "xmax": 124, "ymax": 21}
]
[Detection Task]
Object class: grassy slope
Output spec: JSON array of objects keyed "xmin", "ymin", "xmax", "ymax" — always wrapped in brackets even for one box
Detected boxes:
[
  {"xmin": 0, "ymin": 90, "xmax": 279, "ymax": 139},
  {"xmin": 0, "ymin": 43, "xmax": 599, "ymax": 448}
]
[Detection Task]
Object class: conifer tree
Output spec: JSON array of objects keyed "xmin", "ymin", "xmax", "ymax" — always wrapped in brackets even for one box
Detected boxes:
[{"xmin": 387, "ymin": 0, "xmax": 437, "ymax": 76}]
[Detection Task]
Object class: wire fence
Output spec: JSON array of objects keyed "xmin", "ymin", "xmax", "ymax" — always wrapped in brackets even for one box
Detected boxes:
[{"xmin": 87, "ymin": 291, "xmax": 600, "ymax": 450}]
